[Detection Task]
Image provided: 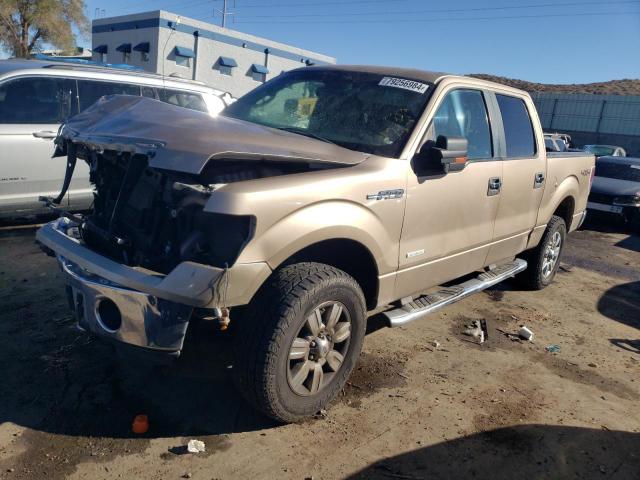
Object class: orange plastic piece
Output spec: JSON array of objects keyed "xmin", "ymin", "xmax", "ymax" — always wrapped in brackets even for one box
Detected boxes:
[{"xmin": 132, "ymin": 414, "xmax": 149, "ymax": 434}]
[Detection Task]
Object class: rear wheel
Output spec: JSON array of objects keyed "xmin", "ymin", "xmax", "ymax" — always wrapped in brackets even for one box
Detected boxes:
[
  {"xmin": 517, "ymin": 215, "xmax": 566, "ymax": 290},
  {"xmin": 624, "ymin": 208, "xmax": 640, "ymax": 232},
  {"xmin": 233, "ymin": 262, "xmax": 366, "ymax": 423}
]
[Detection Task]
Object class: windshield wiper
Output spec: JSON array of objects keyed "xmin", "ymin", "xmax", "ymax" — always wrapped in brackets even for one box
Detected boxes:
[{"xmin": 276, "ymin": 127, "xmax": 337, "ymax": 145}]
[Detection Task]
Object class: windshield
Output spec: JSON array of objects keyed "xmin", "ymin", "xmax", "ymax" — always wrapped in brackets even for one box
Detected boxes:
[
  {"xmin": 223, "ymin": 69, "xmax": 433, "ymax": 158},
  {"xmin": 584, "ymin": 145, "xmax": 615, "ymax": 156}
]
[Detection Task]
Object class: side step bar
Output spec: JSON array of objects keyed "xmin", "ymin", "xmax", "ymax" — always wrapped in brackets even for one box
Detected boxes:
[{"xmin": 383, "ymin": 258, "xmax": 527, "ymax": 327}]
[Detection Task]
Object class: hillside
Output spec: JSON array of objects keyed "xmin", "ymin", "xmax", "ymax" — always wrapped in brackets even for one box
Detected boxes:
[{"xmin": 469, "ymin": 74, "xmax": 640, "ymax": 96}]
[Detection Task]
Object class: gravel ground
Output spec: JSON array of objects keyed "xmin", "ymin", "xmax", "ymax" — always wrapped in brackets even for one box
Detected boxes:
[{"xmin": 0, "ymin": 214, "xmax": 638, "ymax": 480}]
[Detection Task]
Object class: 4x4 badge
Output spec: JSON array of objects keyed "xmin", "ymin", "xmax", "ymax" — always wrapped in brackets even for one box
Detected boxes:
[{"xmin": 366, "ymin": 189, "xmax": 404, "ymax": 201}]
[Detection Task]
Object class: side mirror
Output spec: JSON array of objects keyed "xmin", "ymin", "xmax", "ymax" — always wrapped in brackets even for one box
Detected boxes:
[{"xmin": 414, "ymin": 135, "xmax": 468, "ymax": 174}]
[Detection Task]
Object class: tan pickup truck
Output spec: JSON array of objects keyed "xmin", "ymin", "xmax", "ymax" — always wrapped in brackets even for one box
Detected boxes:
[{"xmin": 36, "ymin": 65, "xmax": 595, "ymax": 422}]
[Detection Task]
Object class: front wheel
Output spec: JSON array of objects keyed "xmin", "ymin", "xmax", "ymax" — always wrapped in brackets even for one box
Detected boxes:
[
  {"xmin": 517, "ymin": 215, "xmax": 567, "ymax": 290},
  {"xmin": 233, "ymin": 262, "xmax": 366, "ymax": 423}
]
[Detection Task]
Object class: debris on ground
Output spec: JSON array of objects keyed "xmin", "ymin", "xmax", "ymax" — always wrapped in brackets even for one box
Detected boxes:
[
  {"xmin": 588, "ymin": 362, "xmax": 598, "ymax": 368},
  {"xmin": 431, "ymin": 340, "xmax": 441, "ymax": 349},
  {"xmin": 187, "ymin": 439, "xmax": 206, "ymax": 453},
  {"xmin": 496, "ymin": 328, "xmax": 523, "ymax": 342},
  {"xmin": 314, "ymin": 409, "xmax": 328, "ymax": 419},
  {"xmin": 546, "ymin": 344, "xmax": 561, "ymax": 353},
  {"xmin": 131, "ymin": 414, "xmax": 149, "ymax": 434},
  {"xmin": 462, "ymin": 320, "xmax": 487, "ymax": 344},
  {"xmin": 518, "ymin": 326, "xmax": 534, "ymax": 341}
]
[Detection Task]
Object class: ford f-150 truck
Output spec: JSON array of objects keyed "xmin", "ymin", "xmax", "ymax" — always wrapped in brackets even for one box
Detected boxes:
[{"xmin": 36, "ymin": 65, "xmax": 595, "ymax": 422}]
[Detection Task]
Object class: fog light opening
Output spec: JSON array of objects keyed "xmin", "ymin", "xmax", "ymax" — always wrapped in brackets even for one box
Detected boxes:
[{"xmin": 96, "ymin": 298, "xmax": 122, "ymax": 332}]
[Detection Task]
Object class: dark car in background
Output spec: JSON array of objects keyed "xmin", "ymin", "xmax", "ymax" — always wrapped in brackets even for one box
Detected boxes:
[
  {"xmin": 583, "ymin": 144, "xmax": 627, "ymax": 158},
  {"xmin": 587, "ymin": 156, "xmax": 640, "ymax": 229}
]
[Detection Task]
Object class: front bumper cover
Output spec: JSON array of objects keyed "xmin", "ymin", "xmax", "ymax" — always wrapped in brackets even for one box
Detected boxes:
[
  {"xmin": 62, "ymin": 256, "xmax": 192, "ymax": 352},
  {"xmin": 36, "ymin": 217, "xmax": 272, "ymax": 352}
]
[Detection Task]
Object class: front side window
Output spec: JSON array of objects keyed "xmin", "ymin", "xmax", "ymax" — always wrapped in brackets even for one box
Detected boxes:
[
  {"xmin": 496, "ymin": 94, "xmax": 536, "ymax": 158},
  {"xmin": 77, "ymin": 80, "xmax": 140, "ymax": 112},
  {"xmin": 423, "ymin": 89, "xmax": 492, "ymax": 160},
  {"xmin": 0, "ymin": 77, "xmax": 74, "ymax": 124},
  {"xmin": 223, "ymin": 69, "xmax": 433, "ymax": 158},
  {"xmin": 159, "ymin": 89, "xmax": 207, "ymax": 113}
]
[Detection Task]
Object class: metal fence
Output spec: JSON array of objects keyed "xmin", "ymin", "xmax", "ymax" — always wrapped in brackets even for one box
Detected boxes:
[
  {"xmin": 532, "ymin": 92, "xmax": 640, "ymax": 136},
  {"xmin": 531, "ymin": 93, "xmax": 640, "ymax": 155}
]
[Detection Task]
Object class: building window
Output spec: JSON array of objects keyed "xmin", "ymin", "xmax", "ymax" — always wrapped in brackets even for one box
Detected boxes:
[
  {"xmin": 174, "ymin": 46, "xmax": 195, "ymax": 68},
  {"xmin": 250, "ymin": 63, "xmax": 269, "ymax": 83},
  {"xmin": 134, "ymin": 42, "xmax": 150, "ymax": 62},
  {"xmin": 94, "ymin": 44, "xmax": 108, "ymax": 63},
  {"xmin": 217, "ymin": 56, "xmax": 237, "ymax": 76},
  {"xmin": 176, "ymin": 56, "xmax": 190, "ymax": 68},
  {"xmin": 116, "ymin": 43, "xmax": 132, "ymax": 64}
]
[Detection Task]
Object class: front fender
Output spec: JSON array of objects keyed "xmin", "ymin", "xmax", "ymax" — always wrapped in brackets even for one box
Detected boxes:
[{"xmin": 236, "ymin": 200, "xmax": 399, "ymax": 275}]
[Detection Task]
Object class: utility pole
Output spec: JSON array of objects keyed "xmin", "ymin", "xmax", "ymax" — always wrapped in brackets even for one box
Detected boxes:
[{"xmin": 214, "ymin": 0, "xmax": 235, "ymax": 28}]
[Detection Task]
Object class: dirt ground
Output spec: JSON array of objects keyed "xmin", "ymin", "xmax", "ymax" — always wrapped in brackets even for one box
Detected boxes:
[{"xmin": 0, "ymin": 214, "xmax": 638, "ymax": 480}]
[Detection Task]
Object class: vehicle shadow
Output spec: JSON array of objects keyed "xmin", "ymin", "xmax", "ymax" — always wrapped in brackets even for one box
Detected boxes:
[
  {"xmin": 347, "ymin": 425, "xmax": 640, "ymax": 480},
  {"xmin": 597, "ymin": 281, "xmax": 640, "ymax": 329},
  {"xmin": 610, "ymin": 339, "xmax": 640, "ymax": 354}
]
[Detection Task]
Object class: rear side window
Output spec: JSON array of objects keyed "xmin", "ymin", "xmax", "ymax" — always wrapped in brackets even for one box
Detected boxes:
[
  {"xmin": 0, "ymin": 77, "xmax": 75, "ymax": 124},
  {"xmin": 77, "ymin": 80, "xmax": 141, "ymax": 111},
  {"xmin": 159, "ymin": 89, "xmax": 207, "ymax": 113},
  {"xmin": 496, "ymin": 94, "xmax": 536, "ymax": 158},
  {"xmin": 425, "ymin": 89, "xmax": 492, "ymax": 160}
]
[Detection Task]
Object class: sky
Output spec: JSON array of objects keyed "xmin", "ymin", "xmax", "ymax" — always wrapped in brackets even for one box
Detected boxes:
[{"xmin": 18, "ymin": 0, "xmax": 640, "ymax": 83}]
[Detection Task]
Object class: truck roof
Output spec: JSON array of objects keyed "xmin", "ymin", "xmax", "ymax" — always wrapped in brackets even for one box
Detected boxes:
[{"xmin": 303, "ymin": 64, "xmax": 529, "ymax": 96}]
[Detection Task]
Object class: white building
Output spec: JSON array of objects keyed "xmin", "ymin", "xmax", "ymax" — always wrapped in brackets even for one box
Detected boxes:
[{"xmin": 91, "ymin": 10, "xmax": 336, "ymax": 97}]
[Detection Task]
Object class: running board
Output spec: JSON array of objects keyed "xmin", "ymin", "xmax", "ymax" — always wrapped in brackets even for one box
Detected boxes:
[{"xmin": 383, "ymin": 258, "xmax": 527, "ymax": 327}]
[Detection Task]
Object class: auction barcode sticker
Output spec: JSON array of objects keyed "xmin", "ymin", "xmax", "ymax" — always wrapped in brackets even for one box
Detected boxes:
[{"xmin": 379, "ymin": 77, "xmax": 429, "ymax": 94}]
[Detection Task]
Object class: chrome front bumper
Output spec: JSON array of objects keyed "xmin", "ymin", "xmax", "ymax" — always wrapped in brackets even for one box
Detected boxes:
[{"xmin": 61, "ymin": 256, "xmax": 192, "ymax": 352}]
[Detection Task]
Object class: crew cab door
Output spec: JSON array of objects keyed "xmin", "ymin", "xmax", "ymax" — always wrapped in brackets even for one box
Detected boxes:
[
  {"xmin": 395, "ymin": 87, "xmax": 502, "ymax": 299},
  {"xmin": 484, "ymin": 92, "xmax": 546, "ymax": 264}
]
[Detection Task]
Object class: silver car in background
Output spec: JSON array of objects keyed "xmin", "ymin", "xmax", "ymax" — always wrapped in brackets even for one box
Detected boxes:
[{"xmin": 0, "ymin": 59, "xmax": 233, "ymax": 219}]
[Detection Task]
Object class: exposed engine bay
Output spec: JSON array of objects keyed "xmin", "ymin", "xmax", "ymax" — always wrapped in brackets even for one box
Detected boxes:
[
  {"xmin": 45, "ymin": 94, "xmax": 365, "ymax": 273},
  {"xmin": 67, "ymin": 146, "xmax": 330, "ymax": 273}
]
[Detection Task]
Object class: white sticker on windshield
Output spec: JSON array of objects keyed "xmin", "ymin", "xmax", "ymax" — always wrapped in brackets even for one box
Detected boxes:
[{"xmin": 379, "ymin": 77, "xmax": 429, "ymax": 94}]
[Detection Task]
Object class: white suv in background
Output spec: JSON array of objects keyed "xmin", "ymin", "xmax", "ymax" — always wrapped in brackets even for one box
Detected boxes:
[{"xmin": 0, "ymin": 58, "xmax": 234, "ymax": 219}]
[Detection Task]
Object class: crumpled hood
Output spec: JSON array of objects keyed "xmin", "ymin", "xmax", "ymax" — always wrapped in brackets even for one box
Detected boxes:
[{"xmin": 57, "ymin": 95, "xmax": 368, "ymax": 174}]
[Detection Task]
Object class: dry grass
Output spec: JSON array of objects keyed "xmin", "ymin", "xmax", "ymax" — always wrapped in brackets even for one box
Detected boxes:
[{"xmin": 469, "ymin": 74, "xmax": 640, "ymax": 96}]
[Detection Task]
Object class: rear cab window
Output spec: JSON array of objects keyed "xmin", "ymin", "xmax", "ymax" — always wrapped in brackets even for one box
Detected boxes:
[{"xmin": 496, "ymin": 94, "xmax": 537, "ymax": 158}]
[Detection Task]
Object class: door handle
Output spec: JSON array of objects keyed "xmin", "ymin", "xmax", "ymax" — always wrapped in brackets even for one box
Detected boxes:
[
  {"xmin": 487, "ymin": 177, "xmax": 502, "ymax": 196},
  {"xmin": 32, "ymin": 130, "xmax": 57, "ymax": 139},
  {"xmin": 534, "ymin": 172, "xmax": 545, "ymax": 188}
]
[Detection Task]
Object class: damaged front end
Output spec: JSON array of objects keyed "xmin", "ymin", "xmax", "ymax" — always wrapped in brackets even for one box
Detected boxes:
[{"xmin": 37, "ymin": 95, "xmax": 362, "ymax": 357}]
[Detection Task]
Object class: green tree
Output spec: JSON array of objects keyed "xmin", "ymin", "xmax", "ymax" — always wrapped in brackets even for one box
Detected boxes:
[{"xmin": 0, "ymin": 0, "xmax": 89, "ymax": 58}]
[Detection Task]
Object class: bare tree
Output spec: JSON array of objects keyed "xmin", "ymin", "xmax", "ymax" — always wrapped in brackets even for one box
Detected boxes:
[{"xmin": 0, "ymin": 0, "xmax": 89, "ymax": 58}]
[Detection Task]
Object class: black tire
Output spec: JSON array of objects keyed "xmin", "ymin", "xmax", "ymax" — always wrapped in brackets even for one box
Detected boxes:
[
  {"xmin": 517, "ymin": 215, "xmax": 567, "ymax": 290},
  {"xmin": 624, "ymin": 208, "xmax": 640, "ymax": 232},
  {"xmin": 233, "ymin": 262, "xmax": 366, "ymax": 423}
]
